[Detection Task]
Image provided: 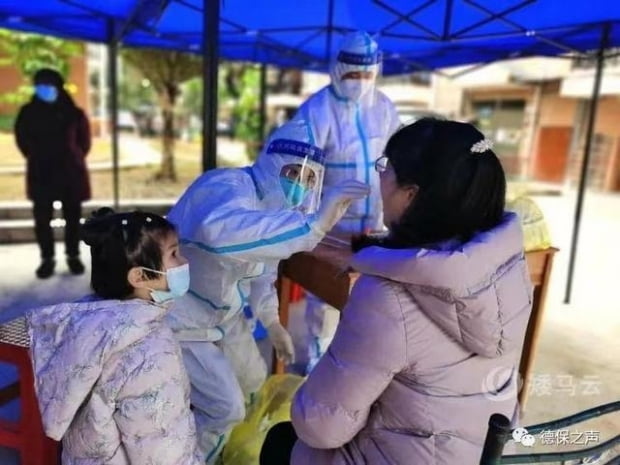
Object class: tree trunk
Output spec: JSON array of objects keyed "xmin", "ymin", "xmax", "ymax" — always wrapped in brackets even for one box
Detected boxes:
[
  {"xmin": 290, "ymin": 69, "xmax": 302, "ymax": 95},
  {"xmin": 156, "ymin": 85, "xmax": 178, "ymax": 181}
]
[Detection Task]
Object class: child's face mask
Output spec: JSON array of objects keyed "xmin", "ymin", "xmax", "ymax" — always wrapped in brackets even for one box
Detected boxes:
[
  {"xmin": 142, "ymin": 263, "xmax": 190, "ymax": 304},
  {"xmin": 35, "ymin": 84, "xmax": 58, "ymax": 103}
]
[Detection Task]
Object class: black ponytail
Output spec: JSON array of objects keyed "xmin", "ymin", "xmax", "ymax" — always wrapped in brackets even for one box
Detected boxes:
[{"xmin": 353, "ymin": 118, "xmax": 506, "ymax": 252}]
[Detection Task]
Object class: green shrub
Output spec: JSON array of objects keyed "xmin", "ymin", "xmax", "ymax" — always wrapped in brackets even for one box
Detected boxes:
[{"xmin": 0, "ymin": 114, "xmax": 15, "ymax": 133}]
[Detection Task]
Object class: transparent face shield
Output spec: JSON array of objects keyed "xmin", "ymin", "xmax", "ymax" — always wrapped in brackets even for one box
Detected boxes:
[{"xmin": 266, "ymin": 139, "xmax": 326, "ymax": 215}]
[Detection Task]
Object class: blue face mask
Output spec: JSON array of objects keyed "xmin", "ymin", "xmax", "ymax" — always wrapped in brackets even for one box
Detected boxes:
[
  {"xmin": 143, "ymin": 263, "xmax": 190, "ymax": 305},
  {"xmin": 280, "ymin": 177, "xmax": 309, "ymax": 207},
  {"xmin": 34, "ymin": 84, "xmax": 58, "ymax": 103}
]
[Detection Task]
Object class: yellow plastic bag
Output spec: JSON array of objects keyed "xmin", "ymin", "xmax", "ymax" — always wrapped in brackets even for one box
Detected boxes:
[
  {"xmin": 506, "ymin": 196, "xmax": 552, "ymax": 252},
  {"xmin": 223, "ymin": 374, "xmax": 305, "ymax": 465}
]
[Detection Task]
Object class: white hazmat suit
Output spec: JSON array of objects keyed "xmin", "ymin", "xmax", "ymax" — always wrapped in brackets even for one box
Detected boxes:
[
  {"xmin": 166, "ymin": 119, "xmax": 370, "ymax": 463},
  {"xmin": 295, "ymin": 31, "xmax": 402, "ymax": 372}
]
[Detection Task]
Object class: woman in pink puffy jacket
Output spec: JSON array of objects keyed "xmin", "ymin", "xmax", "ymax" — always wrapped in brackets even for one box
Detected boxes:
[{"xmin": 260, "ymin": 118, "xmax": 533, "ymax": 465}]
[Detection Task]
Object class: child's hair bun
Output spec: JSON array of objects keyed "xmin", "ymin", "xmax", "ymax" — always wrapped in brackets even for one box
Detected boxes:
[{"xmin": 81, "ymin": 207, "xmax": 118, "ymax": 247}]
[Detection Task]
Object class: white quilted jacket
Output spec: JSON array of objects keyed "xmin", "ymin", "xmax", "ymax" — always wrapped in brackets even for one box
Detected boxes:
[{"xmin": 28, "ymin": 298, "xmax": 202, "ymax": 465}]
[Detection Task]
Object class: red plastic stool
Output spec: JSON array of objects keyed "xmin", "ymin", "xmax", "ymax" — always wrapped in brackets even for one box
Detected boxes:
[
  {"xmin": 290, "ymin": 283, "xmax": 305, "ymax": 303},
  {"xmin": 0, "ymin": 318, "xmax": 59, "ymax": 465}
]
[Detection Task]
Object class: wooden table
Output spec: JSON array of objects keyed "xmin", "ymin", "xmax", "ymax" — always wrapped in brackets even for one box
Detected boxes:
[
  {"xmin": 276, "ymin": 242, "xmax": 557, "ymax": 410},
  {"xmin": 518, "ymin": 247, "xmax": 558, "ymax": 408}
]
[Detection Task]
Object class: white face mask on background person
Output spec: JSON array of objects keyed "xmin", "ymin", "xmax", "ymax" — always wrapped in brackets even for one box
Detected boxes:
[
  {"xmin": 142, "ymin": 263, "xmax": 190, "ymax": 304},
  {"xmin": 339, "ymin": 79, "xmax": 374, "ymax": 101},
  {"xmin": 330, "ymin": 32, "xmax": 381, "ymax": 102}
]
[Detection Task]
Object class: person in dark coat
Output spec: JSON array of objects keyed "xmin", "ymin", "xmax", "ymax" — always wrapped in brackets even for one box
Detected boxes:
[{"xmin": 14, "ymin": 68, "xmax": 91, "ymax": 279}]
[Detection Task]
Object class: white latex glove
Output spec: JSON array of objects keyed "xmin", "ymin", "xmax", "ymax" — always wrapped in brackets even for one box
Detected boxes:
[
  {"xmin": 267, "ymin": 322, "xmax": 295, "ymax": 365},
  {"xmin": 314, "ymin": 180, "xmax": 371, "ymax": 234}
]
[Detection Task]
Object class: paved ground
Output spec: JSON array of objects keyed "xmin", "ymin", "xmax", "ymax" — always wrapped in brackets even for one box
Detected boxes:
[
  {"xmin": 492, "ymin": 191, "xmax": 620, "ymax": 458},
  {"xmin": 0, "ymin": 189, "xmax": 618, "ymax": 463}
]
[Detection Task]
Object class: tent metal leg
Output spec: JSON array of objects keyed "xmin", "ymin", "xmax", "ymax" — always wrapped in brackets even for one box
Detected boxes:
[
  {"xmin": 325, "ymin": 0, "xmax": 335, "ymax": 63},
  {"xmin": 202, "ymin": 0, "xmax": 220, "ymax": 172},
  {"xmin": 107, "ymin": 21, "xmax": 120, "ymax": 210},
  {"xmin": 564, "ymin": 23, "xmax": 611, "ymax": 303},
  {"xmin": 259, "ymin": 63, "xmax": 267, "ymax": 142}
]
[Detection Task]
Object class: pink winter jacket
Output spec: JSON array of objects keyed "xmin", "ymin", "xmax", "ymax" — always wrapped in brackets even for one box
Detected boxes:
[{"xmin": 291, "ymin": 213, "xmax": 533, "ymax": 465}]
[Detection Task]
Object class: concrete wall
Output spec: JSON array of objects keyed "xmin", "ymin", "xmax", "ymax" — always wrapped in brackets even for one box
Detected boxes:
[
  {"xmin": 594, "ymin": 98, "xmax": 620, "ymax": 191},
  {"xmin": 379, "ymin": 83, "xmax": 431, "ymax": 107},
  {"xmin": 464, "ymin": 87, "xmax": 532, "ymax": 104},
  {"xmin": 561, "ymin": 66, "xmax": 620, "ymax": 98},
  {"xmin": 538, "ymin": 93, "xmax": 579, "ymax": 127},
  {"xmin": 537, "ymin": 90, "xmax": 620, "ymax": 146},
  {"xmin": 430, "ymin": 74, "xmax": 463, "ymax": 117},
  {"xmin": 592, "ymin": 97, "xmax": 620, "ymax": 135},
  {"xmin": 534, "ymin": 82, "xmax": 620, "ymax": 191}
]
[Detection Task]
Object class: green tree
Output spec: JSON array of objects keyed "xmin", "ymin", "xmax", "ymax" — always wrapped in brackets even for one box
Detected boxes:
[
  {"xmin": 123, "ymin": 48, "xmax": 202, "ymax": 181},
  {"xmin": 118, "ymin": 65, "xmax": 156, "ymax": 113},
  {"xmin": 180, "ymin": 63, "xmax": 264, "ymax": 159},
  {"xmin": 0, "ymin": 29, "xmax": 80, "ymax": 105},
  {"xmin": 179, "ymin": 66, "xmax": 245, "ymax": 122},
  {"xmin": 180, "ymin": 77, "xmax": 203, "ymax": 121},
  {"xmin": 218, "ymin": 62, "xmax": 262, "ymax": 158},
  {"xmin": 232, "ymin": 66, "xmax": 261, "ymax": 157}
]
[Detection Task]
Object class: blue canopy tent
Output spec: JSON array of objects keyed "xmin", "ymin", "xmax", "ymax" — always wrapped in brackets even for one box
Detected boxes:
[
  {"xmin": 2, "ymin": 0, "xmax": 620, "ymax": 71},
  {"xmin": 1, "ymin": 0, "xmax": 619, "ymax": 302}
]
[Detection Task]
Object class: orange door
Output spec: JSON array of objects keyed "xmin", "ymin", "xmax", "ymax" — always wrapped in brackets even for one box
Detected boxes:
[{"xmin": 533, "ymin": 127, "xmax": 571, "ymax": 183}]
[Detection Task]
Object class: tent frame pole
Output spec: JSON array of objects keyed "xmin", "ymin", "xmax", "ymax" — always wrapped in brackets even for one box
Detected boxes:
[
  {"xmin": 107, "ymin": 20, "xmax": 120, "ymax": 210},
  {"xmin": 325, "ymin": 0, "xmax": 335, "ymax": 64},
  {"xmin": 202, "ymin": 0, "xmax": 220, "ymax": 171},
  {"xmin": 564, "ymin": 23, "xmax": 611, "ymax": 304},
  {"xmin": 259, "ymin": 63, "xmax": 267, "ymax": 142}
]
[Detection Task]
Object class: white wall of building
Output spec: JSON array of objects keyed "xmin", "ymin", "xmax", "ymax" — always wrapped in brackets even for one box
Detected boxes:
[{"xmin": 561, "ymin": 66, "xmax": 620, "ymax": 98}]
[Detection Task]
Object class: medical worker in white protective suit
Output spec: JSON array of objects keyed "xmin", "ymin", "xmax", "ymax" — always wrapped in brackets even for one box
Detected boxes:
[
  {"xmin": 293, "ymin": 30, "xmax": 402, "ymax": 373},
  {"xmin": 165, "ymin": 119, "xmax": 370, "ymax": 463}
]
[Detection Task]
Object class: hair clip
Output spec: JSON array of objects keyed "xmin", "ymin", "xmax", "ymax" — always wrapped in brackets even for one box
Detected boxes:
[
  {"xmin": 120, "ymin": 218, "xmax": 129, "ymax": 242},
  {"xmin": 470, "ymin": 139, "xmax": 493, "ymax": 154}
]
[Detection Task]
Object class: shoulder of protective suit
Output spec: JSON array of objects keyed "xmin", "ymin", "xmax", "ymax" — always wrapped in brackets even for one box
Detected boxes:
[
  {"xmin": 305, "ymin": 86, "xmax": 332, "ymax": 107},
  {"xmin": 219, "ymin": 167, "xmax": 258, "ymax": 193},
  {"xmin": 182, "ymin": 167, "xmax": 254, "ymax": 199},
  {"xmin": 374, "ymin": 89, "xmax": 397, "ymax": 106},
  {"xmin": 198, "ymin": 167, "xmax": 248, "ymax": 185}
]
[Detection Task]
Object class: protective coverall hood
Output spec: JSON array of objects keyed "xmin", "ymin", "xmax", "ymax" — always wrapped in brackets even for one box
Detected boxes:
[
  {"xmin": 330, "ymin": 31, "xmax": 380, "ymax": 102},
  {"xmin": 251, "ymin": 119, "xmax": 325, "ymax": 213}
]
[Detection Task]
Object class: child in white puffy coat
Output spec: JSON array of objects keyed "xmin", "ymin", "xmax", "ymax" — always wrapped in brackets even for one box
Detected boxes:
[{"xmin": 28, "ymin": 208, "xmax": 202, "ymax": 465}]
